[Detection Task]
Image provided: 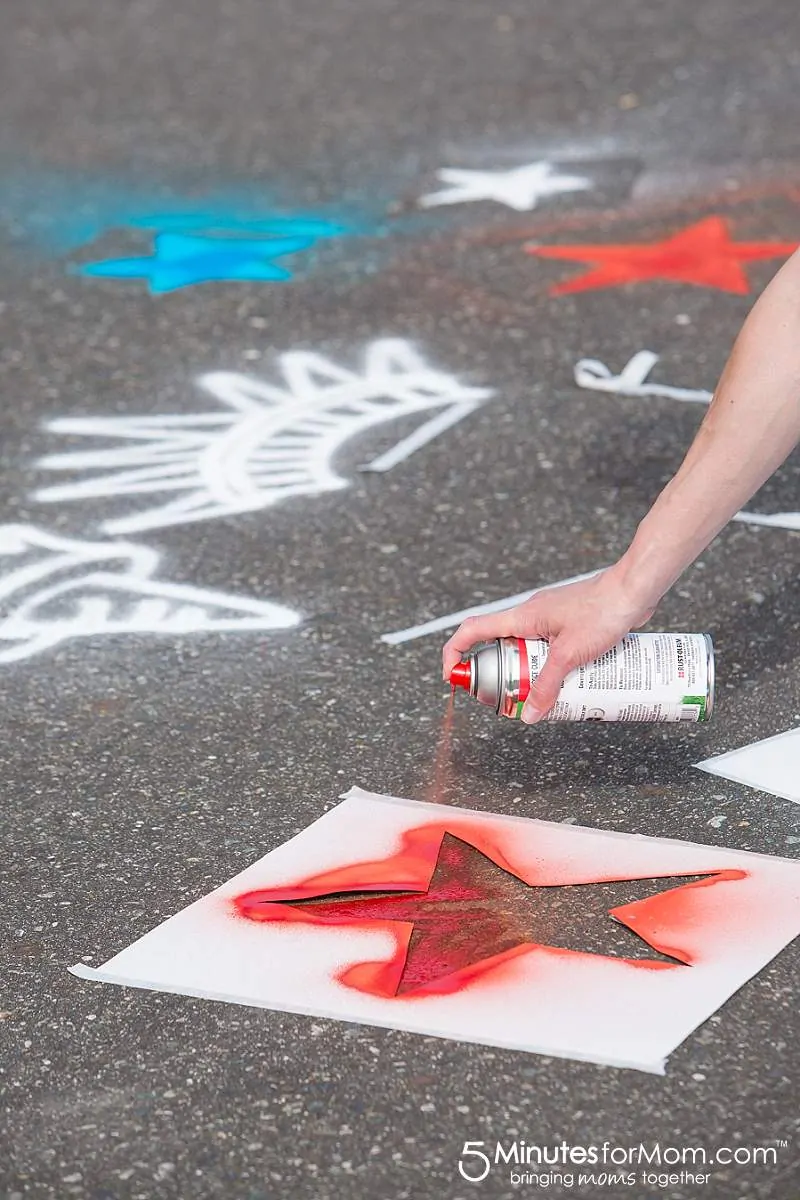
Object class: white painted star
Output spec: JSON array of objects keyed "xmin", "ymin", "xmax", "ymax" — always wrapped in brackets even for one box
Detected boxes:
[{"xmin": 419, "ymin": 161, "xmax": 591, "ymax": 212}]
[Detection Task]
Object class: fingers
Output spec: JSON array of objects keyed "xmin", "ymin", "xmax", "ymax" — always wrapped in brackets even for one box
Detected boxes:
[
  {"xmin": 520, "ymin": 639, "xmax": 576, "ymax": 724},
  {"xmin": 441, "ymin": 610, "xmax": 520, "ymax": 679}
]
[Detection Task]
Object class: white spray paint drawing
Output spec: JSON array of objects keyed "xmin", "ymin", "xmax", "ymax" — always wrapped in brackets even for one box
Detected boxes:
[
  {"xmin": 0, "ymin": 524, "xmax": 300, "ymax": 664},
  {"xmin": 381, "ymin": 570, "xmax": 602, "ymax": 645},
  {"xmin": 34, "ymin": 340, "xmax": 494, "ymax": 535},
  {"xmin": 71, "ymin": 787, "xmax": 800, "ymax": 1074},
  {"xmin": 731, "ymin": 510, "xmax": 800, "ymax": 531},
  {"xmin": 419, "ymin": 162, "xmax": 591, "ymax": 212},
  {"xmin": 574, "ymin": 352, "xmax": 714, "ymax": 405},
  {"xmin": 574, "ymin": 351, "xmax": 799, "ymax": 532},
  {"xmin": 696, "ymin": 727, "xmax": 800, "ymax": 806}
]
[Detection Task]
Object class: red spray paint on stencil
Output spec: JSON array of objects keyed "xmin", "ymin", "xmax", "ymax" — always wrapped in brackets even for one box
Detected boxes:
[{"xmin": 233, "ymin": 820, "xmax": 749, "ymax": 1001}]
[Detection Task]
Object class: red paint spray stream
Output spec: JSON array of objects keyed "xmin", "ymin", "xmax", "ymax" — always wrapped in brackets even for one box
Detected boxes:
[{"xmin": 426, "ymin": 688, "xmax": 457, "ymax": 805}]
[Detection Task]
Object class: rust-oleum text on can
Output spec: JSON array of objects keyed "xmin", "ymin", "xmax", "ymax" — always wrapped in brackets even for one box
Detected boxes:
[{"xmin": 450, "ymin": 632, "xmax": 715, "ymax": 723}]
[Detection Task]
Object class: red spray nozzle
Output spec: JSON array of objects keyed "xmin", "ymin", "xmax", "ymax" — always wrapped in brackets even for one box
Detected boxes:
[{"xmin": 449, "ymin": 660, "xmax": 472, "ymax": 692}]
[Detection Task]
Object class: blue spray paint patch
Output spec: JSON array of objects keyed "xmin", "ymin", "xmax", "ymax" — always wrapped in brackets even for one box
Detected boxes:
[
  {"xmin": 78, "ymin": 225, "xmax": 345, "ymax": 291},
  {"xmin": 78, "ymin": 231, "xmax": 319, "ymax": 291},
  {"xmin": 0, "ymin": 165, "xmax": 435, "ymax": 290},
  {"xmin": 0, "ymin": 166, "xmax": 375, "ymax": 288}
]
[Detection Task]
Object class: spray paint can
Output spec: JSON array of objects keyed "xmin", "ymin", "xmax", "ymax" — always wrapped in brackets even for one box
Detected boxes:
[{"xmin": 450, "ymin": 632, "xmax": 715, "ymax": 723}]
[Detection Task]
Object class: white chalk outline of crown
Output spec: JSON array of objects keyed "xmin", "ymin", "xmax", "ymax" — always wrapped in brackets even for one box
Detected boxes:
[{"xmin": 34, "ymin": 340, "xmax": 494, "ymax": 535}]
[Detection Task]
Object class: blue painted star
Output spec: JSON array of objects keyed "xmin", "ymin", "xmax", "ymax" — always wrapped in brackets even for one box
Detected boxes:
[{"xmin": 78, "ymin": 231, "xmax": 318, "ymax": 292}]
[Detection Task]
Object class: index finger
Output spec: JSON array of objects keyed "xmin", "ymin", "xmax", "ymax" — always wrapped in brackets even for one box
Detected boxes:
[{"xmin": 441, "ymin": 610, "xmax": 522, "ymax": 680}]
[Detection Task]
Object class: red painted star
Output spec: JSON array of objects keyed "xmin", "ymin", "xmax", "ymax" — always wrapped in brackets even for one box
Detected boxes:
[
  {"xmin": 526, "ymin": 215, "xmax": 798, "ymax": 295},
  {"xmin": 235, "ymin": 830, "xmax": 737, "ymax": 998}
]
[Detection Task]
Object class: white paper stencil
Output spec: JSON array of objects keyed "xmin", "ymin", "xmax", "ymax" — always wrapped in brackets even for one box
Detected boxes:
[
  {"xmin": 696, "ymin": 727, "xmax": 800, "ymax": 805},
  {"xmin": 71, "ymin": 789, "xmax": 800, "ymax": 1073}
]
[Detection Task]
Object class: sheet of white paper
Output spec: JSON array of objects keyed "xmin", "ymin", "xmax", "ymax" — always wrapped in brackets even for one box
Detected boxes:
[
  {"xmin": 696, "ymin": 727, "xmax": 800, "ymax": 805},
  {"xmin": 71, "ymin": 789, "xmax": 800, "ymax": 1073}
]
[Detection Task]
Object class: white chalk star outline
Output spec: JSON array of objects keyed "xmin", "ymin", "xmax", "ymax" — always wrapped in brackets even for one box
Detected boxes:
[{"xmin": 419, "ymin": 161, "xmax": 592, "ymax": 212}]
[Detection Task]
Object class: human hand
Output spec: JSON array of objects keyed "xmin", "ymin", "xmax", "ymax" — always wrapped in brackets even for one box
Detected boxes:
[{"xmin": 441, "ymin": 568, "xmax": 657, "ymax": 723}]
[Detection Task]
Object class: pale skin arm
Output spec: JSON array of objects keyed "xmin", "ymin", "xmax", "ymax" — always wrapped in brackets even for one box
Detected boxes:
[{"xmin": 442, "ymin": 246, "xmax": 800, "ymax": 722}]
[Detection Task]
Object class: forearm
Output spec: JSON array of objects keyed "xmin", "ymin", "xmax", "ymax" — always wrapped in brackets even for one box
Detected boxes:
[{"xmin": 612, "ymin": 248, "xmax": 800, "ymax": 608}]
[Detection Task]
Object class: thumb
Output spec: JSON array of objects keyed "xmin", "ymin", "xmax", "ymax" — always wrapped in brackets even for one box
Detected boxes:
[{"xmin": 520, "ymin": 640, "xmax": 574, "ymax": 724}]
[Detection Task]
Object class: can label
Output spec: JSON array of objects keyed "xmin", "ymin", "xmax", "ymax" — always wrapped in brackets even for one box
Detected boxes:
[{"xmin": 513, "ymin": 632, "xmax": 712, "ymax": 723}]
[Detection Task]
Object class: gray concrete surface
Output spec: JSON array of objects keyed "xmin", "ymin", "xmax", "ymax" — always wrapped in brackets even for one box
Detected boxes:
[{"xmin": 1, "ymin": 1, "xmax": 799, "ymax": 1198}]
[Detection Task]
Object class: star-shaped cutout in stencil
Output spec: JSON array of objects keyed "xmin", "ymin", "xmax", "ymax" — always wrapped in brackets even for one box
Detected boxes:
[
  {"xmin": 526, "ymin": 215, "xmax": 799, "ymax": 295},
  {"xmin": 78, "ymin": 231, "xmax": 318, "ymax": 293},
  {"xmin": 236, "ymin": 831, "xmax": 721, "ymax": 997},
  {"xmin": 419, "ymin": 162, "xmax": 591, "ymax": 212}
]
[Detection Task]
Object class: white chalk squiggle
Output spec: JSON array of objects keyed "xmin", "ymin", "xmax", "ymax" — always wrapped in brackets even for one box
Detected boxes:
[{"xmin": 574, "ymin": 351, "xmax": 713, "ymax": 404}]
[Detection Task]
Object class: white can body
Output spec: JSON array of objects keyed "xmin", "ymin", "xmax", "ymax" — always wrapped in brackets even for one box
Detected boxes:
[{"xmin": 470, "ymin": 632, "xmax": 715, "ymax": 722}]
